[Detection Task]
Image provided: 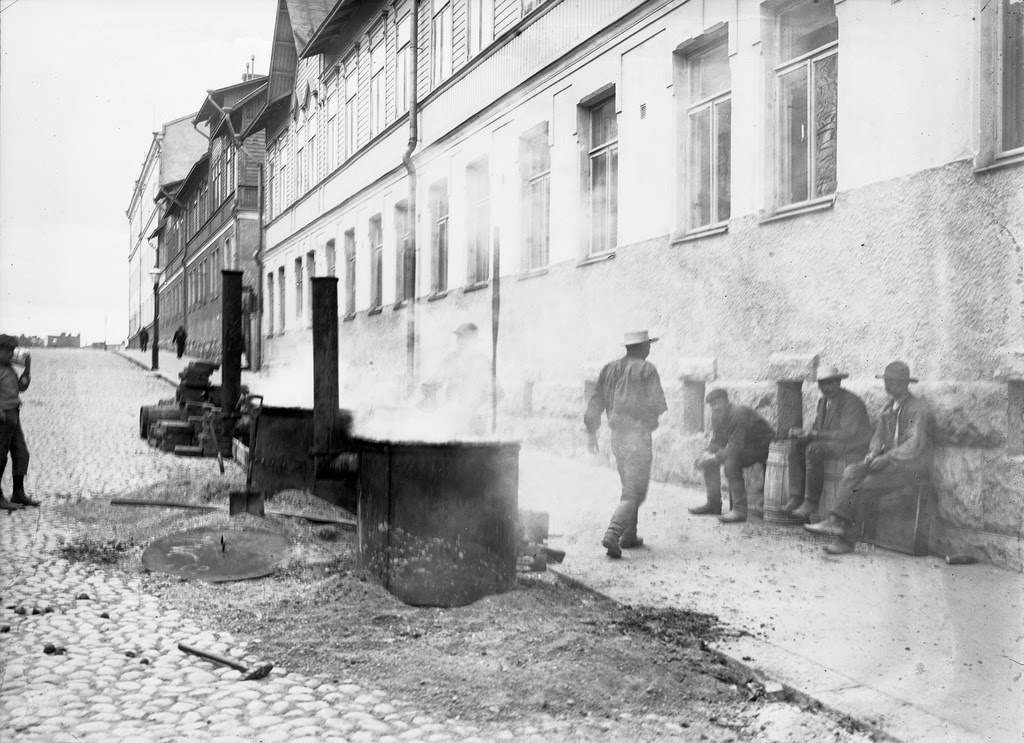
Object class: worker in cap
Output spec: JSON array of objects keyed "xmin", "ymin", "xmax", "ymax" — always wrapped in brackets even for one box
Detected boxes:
[
  {"xmin": 0, "ymin": 334, "xmax": 38, "ymax": 510},
  {"xmin": 584, "ymin": 330, "xmax": 668, "ymax": 558},
  {"xmin": 805, "ymin": 361, "xmax": 933, "ymax": 555},
  {"xmin": 781, "ymin": 365, "xmax": 872, "ymax": 522},
  {"xmin": 420, "ymin": 321, "xmax": 493, "ymax": 435},
  {"xmin": 691, "ymin": 388, "xmax": 773, "ymax": 523}
]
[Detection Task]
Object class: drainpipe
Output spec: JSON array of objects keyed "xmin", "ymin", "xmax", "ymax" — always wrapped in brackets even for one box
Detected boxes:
[
  {"xmin": 402, "ymin": 0, "xmax": 420, "ymax": 397},
  {"xmin": 253, "ymin": 163, "xmax": 265, "ymax": 371}
]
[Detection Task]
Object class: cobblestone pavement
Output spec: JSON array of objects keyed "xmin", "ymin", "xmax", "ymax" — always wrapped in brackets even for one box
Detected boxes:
[{"xmin": 1, "ymin": 349, "xmax": 619, "ymax": 743}]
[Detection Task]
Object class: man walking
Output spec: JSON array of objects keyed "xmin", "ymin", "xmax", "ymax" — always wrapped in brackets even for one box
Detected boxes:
[
  {"xmin": 0, "ymin": 334, "xmax": 39, "ymax": 510},
  {"xmin": 584, "ymin": 330, "xmax": 668, "ymax": 558},
  {"xmin": 139, "ymin": 327, "xmax": 149, "ymax": 353},
  {"xmin": 783, "ymin": 365, "xmax": 873, "ymax": 521},
  {"xmin": 805, "ymin": 361, "xmax": 932, "ymax": 555},
  {"xmin": 172, "ymin": 325, "xmax": 187, "ymax": 359},
  {"xmin": 690, "ymin": 389, "xmax": 773, "ymax": 523}
]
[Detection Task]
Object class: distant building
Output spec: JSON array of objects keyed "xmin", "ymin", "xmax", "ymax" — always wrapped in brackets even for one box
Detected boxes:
[
  {"xmin": 152, "ymin": 75, "xmax": 268, "ymax": 360},
  {"xmin": 47, "ymin": 333, "xmax": 81, "ymax": 349},
  {"xmin": 16, "ymin": 335, "xmax": 44, "ymax": 348},
  {"xmin": 126, "ymin": 114, "xmax": 209, "ymax": 350}
]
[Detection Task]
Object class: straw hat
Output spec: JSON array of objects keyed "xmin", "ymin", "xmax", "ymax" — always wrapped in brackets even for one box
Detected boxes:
[
  {"xmin": 623, "ymin": 330, "xmax": 658, "ymax": 346},
  {"xmin": 815, "ymin": 365, "xmax": 849, "ymax": 382}
]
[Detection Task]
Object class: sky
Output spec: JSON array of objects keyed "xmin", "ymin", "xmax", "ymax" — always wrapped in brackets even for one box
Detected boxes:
[{"xmin": 0, "ymin": 0, "xmax": 277, "ymax": 344}]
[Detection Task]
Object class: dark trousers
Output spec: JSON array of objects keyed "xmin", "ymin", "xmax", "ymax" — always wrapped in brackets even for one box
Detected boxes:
[
  {"xmin": 606, "ymin": 428, "xmax": 653, "ymax": 540},
  {"xmin": 140, "ymin": 339, "xmax": 148, "ymax": 352},
  {"xmin": 701, "ymin": 444, "xmax": 769, "ymax": 510},
  {"xmin": 175, "ymin": 342, "xmax": 185, "ymax": 359},
  {"xmin": 832, "ymin": 461, "xmax": 927, "ymax": 538},
  {"xmin": 0, "ymin": 408, "xmax": 30, "ymax": 481},
  {"xmin": 788, "ymin": 441, "xmax": 841, "ymax": 504}
]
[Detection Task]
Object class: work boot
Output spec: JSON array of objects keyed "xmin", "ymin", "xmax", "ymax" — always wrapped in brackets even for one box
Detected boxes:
[
  {"xmin": 0, "ymin": 494, "xmax": 22, "ymax": 511},
  {"xmin": 619, "ymin": 529, "xmax": 644, "ymax": 549},
  {"xmin": 792, "ymin": 500, "xmax": 817, "ymax": 521},
  {"xmin": 602, "ymin": 531, "xmax": 622, "ymax": 559},
  {"xmin": 804, "ymin": 515, "xmax": 848, "ymax": 537},
  {"xmin": 688, "ymin": 502, "xmax": 722, "ymax": 516},
  {"xmin": 718, "ymin": 509, "xmax": 747, "ymax": 524},
  {"xmin": 823, "ymin": 537, "xmax": 855, "ymax": 555},
  {"xmin": 11, "ymin": 492, "xmax": 40, "ymax": 508}
]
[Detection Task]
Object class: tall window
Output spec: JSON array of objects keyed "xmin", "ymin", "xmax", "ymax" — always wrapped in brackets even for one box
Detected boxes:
[
  {"xmin": 277, "ymin": 266, "xmax": 286, "ymax": 330},
  {"xmin": 432, "ymin": 2, "xmax": 453, "ymax": 86},
  {"xmin": 371, "ymin": 33, "xmax": 386, "ymax": 136},
  {"xmin": 468, "ymin": 0, "xmax": 494, "ymax": 58},
  {"xmin": 266, "ymin": 272, "xmax": 275, "ymax": 334},
  {"xmin": 326, "ymin": 238, "xmax": 337, "ymax": 277},
  {"xmin": 308, "ymin": 97, "xmax": 318, "ymax": 186},
  {"xmin": 520, "ymin": 123, "xmax": 550, "ymax": 272},
  {"xmin": 1001, "ymin": 0, "xmax": 1024, "ymax": 155},
  {"xmin": 369, "ymin": 215, "xmax": 384, "ymax": 309},
  {"xmin": 466, "ymin": 158, "xmax": 490, "ymax": 284},
  {"xmin": 326, "ymin": 78, "xmax": 339, "ymax": 173},
  {"xmin": 212, "ymin": 249, "xmax": 219, "ymax": 297},
  {"xmin": 429, "ymin": 179, "xmax": 449, "ymax": 294},
  {"xmin": 345, "ymin": 61, "xmax": 358, "ymax": 158},
  {"xmin": 306, "ymin": 250, "xmax": 316, "ymax": 319},
  {"xmin": 587, "ymin": 97, "xmax": 618, "ymax": 254},
  {"xmin": 687, "ymin": 40, "xmax": 731, "ymax": 229},
  {"xmin": 776, "ymin": 0, "xmax": 838, "ymax": 207},
  {"xmin": 344, "ymin": 229, "xmax": 356, "ymax": 316},
  {"xmin": 294, "ymin": 257, "xmax": 303, "ymax": 320},
  {"xmin": 395, "ymin": 201, "xmax": 411, "ymax": 303},
  {"xmin": 297, "ymin": 109, "xmax": 306, "ymax": 196},
  {"xmin": 396, "ymin": 14, "xmax": 412, "ymax": 114}
]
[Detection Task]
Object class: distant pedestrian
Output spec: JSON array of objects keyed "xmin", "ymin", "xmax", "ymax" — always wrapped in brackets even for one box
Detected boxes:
[
  {"xmin": 172, "ymin": 326, "xmax": 187, "ymax": 359},
  {"xmin": 139, "ymin": 327, "xmax": 149, "ymax": 353},
  {"xmin": 0, "ymin": 334, "xmax": 39, "ymax": 510},
  {"xmin": 584, "ymin": 330, "xmax": 668, "ymax": 559}
]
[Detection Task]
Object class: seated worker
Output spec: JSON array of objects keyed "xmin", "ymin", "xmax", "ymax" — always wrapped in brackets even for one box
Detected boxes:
[
  {"xmin": 782, "ymin": 365, "xmax": 873, "ymax": 521},
  {"xmin": 690, "ymin": 388, "xmax": 774, "ymax": 523},
  {"xmin": 805, "ymin": 361, "xmax": 933, "ymax": 555}
]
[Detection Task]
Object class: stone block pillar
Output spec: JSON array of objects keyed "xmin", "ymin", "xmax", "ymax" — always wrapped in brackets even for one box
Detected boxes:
[
  {"xmin": 767, "ymin": 352, "xmax": 820, "ymax": 439},
  {"xmin": 677, "ymin": 357, "xmax": 717, "ymax": 433}
]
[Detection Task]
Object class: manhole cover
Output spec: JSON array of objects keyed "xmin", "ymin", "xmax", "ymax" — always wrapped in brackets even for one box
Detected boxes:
[{"xmin": 142, "ymin": 528, "xmax": 289, "ymax": 583}]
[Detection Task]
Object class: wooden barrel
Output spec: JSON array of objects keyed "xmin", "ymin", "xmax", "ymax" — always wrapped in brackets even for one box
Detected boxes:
[
  {"xmin": 814, "ymin": 456, "xmax": 857, "ymax": 523},
  {"xmin": 763, "ymin": 440, "xmax": 795, "ymax": 523},
  {"xmin": 139, "ymin": 405, "xmax": 181, "ymax": 439}
]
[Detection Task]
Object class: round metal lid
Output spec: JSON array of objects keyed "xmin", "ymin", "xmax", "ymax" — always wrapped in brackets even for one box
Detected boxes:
[{"xmin": 142, "ymin": 528, "xmax": 289, "ymax": 583}]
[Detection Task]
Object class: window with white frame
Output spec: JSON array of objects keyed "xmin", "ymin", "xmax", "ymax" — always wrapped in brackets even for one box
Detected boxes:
[
  {"xmin": 432, "ymin": 2, "xmax": 453, "ymax": 86},
  {"xmin": 1001, "ymin": 0, "xmax": 1024, "ymax": 156},
  {"xmin": 468, "ymin": 0, "xmax": 494, "ymax": 58},
  {"xmin": 395, "ymin": 200, "xmax": 411, "ymax": 303},
  {"xmin": 520, "ymin": 123, "xmax": 550, "ymax": 272},
  {"xmin": 308, "ymin": 96, "xmax": 318, "ymax": 187},
  {"xmin": 306, "ymin": 250, "xmax": 316, "ymax": 319},
  {"xmin": 294, "ymin": 257, "xmax": 303, "ymax": 320},
  {"xmin": 686, "ymin": 39, "xmax": 731, "ymax": 230},
  {"xmin": 326, "ymin": 238, "xmax": 337, "ymax": 277},
  {"xmin": 277, "ymin": 266, "xmax": 286, "ymax": 330},
  {"xmin": 297, "ymin": 108, "xmax": 307, "ymax": 196},
  {"xmin": 225, "ymin": 139, "xmax": 234, "ymax": 194},
  {"xmin": 344, "ymin": 229, "xmax": 356, "ymax": 316},
  {"xmin": 345, "ymin": 61, "xmax": 358, "ymax": 158},
  {"xmin": 429, "ymin": 179, "xmax": 449, "ymax": 294},
  {"xmin": 775, "ymin": 0, "xmax": 838, "ymax": 207},
  {"xmin": 266, "ymin": 271, "xmax": 275, "ymax": 334},
  {"xmin": 396, "ymin": 14, "xmax": 412, "ymax": 114},
  {"xmin": 466, "ymin": 158, "xmax": 490, "ymax": 285},
  {"xmin": 586, "ymin": 96, "xmax": 618, "ymax": 255},
  {"xmin": 326, "ymin": 77, "xmax": 338, "ymax": 172},
  {"xmin": 369, "ymin": 215, "xmax": 384, "ymax": 309},
  {"xmin": 371, "ymin": 32, "xmax": 386, "ymax": 136},
  {"xmin": 267, "ymin": 147, "xmax": 277, "ymax": 220}
]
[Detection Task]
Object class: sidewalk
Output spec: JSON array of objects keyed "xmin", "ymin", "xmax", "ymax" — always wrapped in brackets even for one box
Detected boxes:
[
  {"xmin": 113, "ymin": 346, "xmax": 268, "ymax": 400},
  {"xmin": 518, "ymin": 450, "xmax": 1023, "ymax": 743}
]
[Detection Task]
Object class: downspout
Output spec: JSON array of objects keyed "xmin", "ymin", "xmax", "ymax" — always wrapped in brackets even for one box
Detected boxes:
[
  {"xmin": 253, "ymin": 162, "xmax": 265, "ymax": 371},
  {"xmin": 402, "ymin": 0, "xmax": 420, "ymax": 396}
]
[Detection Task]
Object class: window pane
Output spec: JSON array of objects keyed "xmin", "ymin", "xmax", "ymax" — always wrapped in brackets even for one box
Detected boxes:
[
  {"xmin": 1004, "ymin": 0, "xmax": 1024, "ymax": 151},
  {"xmin": 812, "ymin": 53, "xmax": 839, "ymax": 198},
  {"xmin": 690, "ymin": 42, "xmax": 730, "ymax": 101},
  {"xmin": 780, "ymin": 0, "xmax": 837, "ymax": 62},
  {"xmin": 715, "ymin": 98, "xmax": 732, "ymax": 222},
  {"xmin": 591, "ymin": 98, "xmax": 617, "ymax": 146},
  {"xmin": 780, "ymin": 65, "xmax": 809, "ymax": 205},
  {"xmin": 688, "ymin": 106, "xmax": 712, "ymax": 227},
  {"xmin": 591, "ymin": 151, "xmax": 607, "ymax": 252}
]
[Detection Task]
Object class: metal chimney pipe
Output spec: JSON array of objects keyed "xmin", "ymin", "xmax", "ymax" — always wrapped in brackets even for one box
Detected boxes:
[
  {"xmin": 312, "ymin": 276, "xmax": 340, "ymax": 455},
  {"xmin": 221, "ymin": 270, "xmax": 244, "ymax": 416}
]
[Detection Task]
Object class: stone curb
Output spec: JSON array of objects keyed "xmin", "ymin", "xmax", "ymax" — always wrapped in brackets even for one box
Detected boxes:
[{"xmin": 111, "ymin": 349, "xmax": 177, "ymax": 388}]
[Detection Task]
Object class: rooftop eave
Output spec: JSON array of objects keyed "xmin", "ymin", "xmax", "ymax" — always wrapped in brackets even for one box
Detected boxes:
[{"xmin": 301, "ymin": 0, "xmax": 358, "ymax": 59}]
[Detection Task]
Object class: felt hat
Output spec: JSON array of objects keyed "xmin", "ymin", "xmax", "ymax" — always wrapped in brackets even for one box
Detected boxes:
[
  {"xmin": 876, "ymin": 361, "xmax": 918, "ymax": 383},
  {"xmin": 0, "ymin": 334, "xmax": 17, "ymax": 350},
  {"xmin": 623, "ymin": 330, "xmax": 658, "ymax": 346},
  {"xmin": 815, "ymin": 365, "xmax": 849, "ymax": 382},
  {"xmin": 705, "ymin": 388, "xmax": 729, "ymax": 404}
]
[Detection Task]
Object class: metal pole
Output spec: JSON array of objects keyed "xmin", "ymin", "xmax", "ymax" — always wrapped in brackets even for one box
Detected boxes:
[
  {"xmin": 221, "ymin": 270, "xmax": 244, "ymax": 416},
  {"xmin": 491, "ymin": 228, "xmax": 500, "ymax": 433},
  {"xmin": 152, "ymin": 280, "xmax": 160, "ymax": 371},
  {"xmin": 311, "ymin": 277, "xmax": 340, "ymax": 455}
]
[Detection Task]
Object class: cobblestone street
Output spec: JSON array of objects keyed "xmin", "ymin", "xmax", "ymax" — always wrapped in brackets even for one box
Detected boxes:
[{"xmin": 0, "ymin": 350, "xmax": 551, "ymax": 743}]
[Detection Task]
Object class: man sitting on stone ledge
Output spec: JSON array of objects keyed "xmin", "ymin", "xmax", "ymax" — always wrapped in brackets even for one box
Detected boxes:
[
  {"xmin": 690, "ymin": 388, "xmax": 773, "ymax": 523},
  {"xmin": 783, "ymin": 365, "xmax": 873, "ymax": 522},
  {"xmin": 805, "ymin": 361, "xmax": 933, "ymax": 555}
]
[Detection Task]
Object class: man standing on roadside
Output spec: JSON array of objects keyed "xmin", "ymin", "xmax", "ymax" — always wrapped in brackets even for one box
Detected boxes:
[
  {"xmin": 690, "ymin": 389, "xmax": 773, "ymax": 523},
  {"xmin": 172, "ymin": 325, "xmax": 187, "ymax": 359},
  {"xmin": 584, "ymin": 330, "xmax": 668, "ymax": 559},
  {"xmin": 0, "ymin": 334, "xmax": 39, "ymax": 510},
  {"xmin": 139, "ymin": 327, "xmax": 149, "ymax": 353}
]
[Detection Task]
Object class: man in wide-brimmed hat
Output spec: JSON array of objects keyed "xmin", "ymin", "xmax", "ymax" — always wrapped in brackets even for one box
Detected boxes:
[
  {"xmin": 584, "ymin": 330, "xmax": 668, "ymax": 558},
  {"xmin": 690, "ymin": 388, "xmax": 774, "ymax": 523},
  {"xmin": 782, "ymin": 365, "xmax": 872, "ymax": 522},
  {"xmin": 0, "ymin": 333, "xmax": 38, "ymax": 510},
  {"xmin": 805, "ymin": 361, "xmax": 933, "ymax": 554}
]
